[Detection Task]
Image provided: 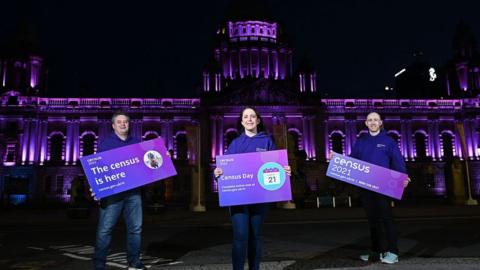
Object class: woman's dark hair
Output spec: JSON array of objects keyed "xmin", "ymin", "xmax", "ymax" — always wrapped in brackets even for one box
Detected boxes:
[{"xmin": 236, "ymin": 106, "xmax": 266, "ymax": 133}]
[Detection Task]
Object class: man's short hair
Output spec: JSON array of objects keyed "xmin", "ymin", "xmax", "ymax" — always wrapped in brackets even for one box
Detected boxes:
[
  {"xmin": 366, "ymin": 111, "xmax": 382, "ymax": 119},
  {"xmin": 111, "ymin": 111, "xmax": 130, "ymax": 123}
]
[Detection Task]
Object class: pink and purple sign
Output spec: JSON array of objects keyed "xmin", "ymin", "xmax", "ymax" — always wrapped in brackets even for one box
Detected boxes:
[
  {"xmin": 80, "ymin": 137, "xmax": 177, "ymax": 199},
  {"xmin": 216, "ymin": 149, "xmax": 292, "ymax": 207},
  {"xmin": 326, "ymin": 152, "xmax": 407, "ymax": 200}
]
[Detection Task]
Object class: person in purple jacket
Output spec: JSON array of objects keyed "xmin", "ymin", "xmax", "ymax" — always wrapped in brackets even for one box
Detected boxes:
[
  {"xmin": 350, "ymin": 112, "xmax": 411, "ymax": 264},
  {"xmin": 91, "ymin": 111, "xmax": 146, "ymax": 270},
  {"xmin": 214, "ymin": 107, "xmax": 291, "ymax": 270}
]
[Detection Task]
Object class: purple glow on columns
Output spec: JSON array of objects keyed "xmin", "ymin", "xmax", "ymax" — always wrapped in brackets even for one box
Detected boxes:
[
  {"xmin": 1, "ymin": 61, "xmax": 6, "ymax": 87},
  {"xmin": 310, "ymin": 73, "xmax": 317, "ymax": 92},
  {"xmin": 203, "ymin": 72, "xmax": 209, "ymax": 92},
  {"xmin": 228, "ymin": 21, "xmax": 277, "ymax": 41},
  {"xmin": 456, "ymin": 64, "xmax": 468, "ymax": 91},
  {"xmin": 39, "ymin": 123, "xmax": 47, "ymax": 165},
  {"xmin": 65, "ymin": 122, "xmax": 73, "ymax": 165},
  {"xmin": 299, "ymin": 74, "xmax": 305, "ymax": 92},
  {"xmin": 302, "ymin": 118, "xmax": 309, "ymax": 158},
  {"xmin": 72, "ymin": 122, "xmax": 79, "ymax": 165},
  {"xmin": 28, "ymin": 120, "xmax": 37, "ymax": 164},
  {"xmin": 309, "ymin": 118, "xmax": 316, "ymax": 160},
  {"xmin": 215, "ymin": 74, "xmax": 221, "ymax": 91},
  {"xmin": 211, "ymin": 117, "xmax": 217, "ymax": 160},
  {"xmin": 28, "ymin": 56, "xmax": 43, "ymax": 89},
  {"xmin": 20, "ymin": 122, "xmax": 30, "ymax": 165},
  {"xmin": 407, "ymin": 124, "xmax": 414, "ymax": 160},
  {"xmin": 273, "ymin": 51, "xmax": 279, "ymax": 79}
]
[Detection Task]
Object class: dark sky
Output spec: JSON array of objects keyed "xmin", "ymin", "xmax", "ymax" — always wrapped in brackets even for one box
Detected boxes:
[{"xmin": 0, "ymin": 0, "xmax": 479, "ymax": 98}]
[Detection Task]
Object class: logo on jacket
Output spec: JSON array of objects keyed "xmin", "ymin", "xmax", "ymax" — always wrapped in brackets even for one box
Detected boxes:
[
  {"xmin": 377, "ymin": 144, "xmax": 386, "ymax": 148},
  {"xmin": 256, "ymin": 147, "xmax": 267, "ymax": 152}
]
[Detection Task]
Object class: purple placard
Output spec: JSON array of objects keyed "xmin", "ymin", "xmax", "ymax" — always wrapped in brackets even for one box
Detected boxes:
[
  {"xmin": 80, "ymin": 137, "xmax": 177, "ymax": 199},
  {"xmin": 326, "ymin": 152, "xmax": 407, "ymax": 200},
  {"xmin": 216, "ymin": 149, "xmax": 292, "ymax": 207}
]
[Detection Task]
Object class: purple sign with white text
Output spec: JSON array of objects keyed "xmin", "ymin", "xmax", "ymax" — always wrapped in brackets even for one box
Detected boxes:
[
  {"xmin": 80, "ymin": 137, "xmax": 177, "ymax": 199},
  {"xmin": 326, "ymin": 152, "xmax": 407, "ymax": 200},
  {"xmin": 216, "ymin": 150, "xmax": 292, "ymax": 207}
]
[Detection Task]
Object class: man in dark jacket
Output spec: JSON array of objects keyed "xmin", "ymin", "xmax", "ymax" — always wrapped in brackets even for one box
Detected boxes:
[
  {"xmin": 350, "ymin": 112, "xmax": 410, "ymax": 264},
  {"xmin": 93, "ymin": 111, "xmax": 146, "ymax": 270}
]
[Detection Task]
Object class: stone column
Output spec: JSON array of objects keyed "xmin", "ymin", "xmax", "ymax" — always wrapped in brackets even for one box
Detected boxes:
[
  {"xmin": 98, "ymin": 119, "xmax": 110, "ymax": 143},
  {"xmin": 344, "ymin": 119, "xmax": 356, "ymax": 156},
  {"xmin": 465, "ymin": 119, "xmax": 475, "ymax": 159},
  {"xmin": 428, "ymin": 120, "xmax": 436, "ymax": 161},
  {"xmin": 302, "ymin": 116, "xmax": 310, "ymax": 157},
  {"xmin": 21, "ymin": 118, "xmax": 30, "ymax": 165},
  {"xmin": 217, "ymin": 117, "xmax": 224, "ymax": 156},
  {"xmin": 400, "ymin": 120, "xmax": 408, "ymax": 160},
  {"xmin": 433, "ymin": 120, "xmax": 441, "ymax": 161},
  {"xmin": 27, "ymin": 119, "xmax": 38, "ymax": 164},
  {"xmin": 324, "ymin": 120, "xmax": 330, "ymax": 160},
  {"xmin": 65, "ymin": 119, "xmax": 73, "ymax": 165},
  {"xmin": 454, "ymin": 120, "xmax": 464, "ymax": 159},
  {"xmin": 309, "ymin": 116, "xmax": 316, "ymax": 160},
  {"xmin": 406, "ymin": 121, "xmax": 414, "ymax": 160},
  {"xmin": 72, "ymin": 120, "xmax": 79, "ymax": 165},
  {"xmin": 210, "ymin": 116, "xmax": 217, "ymax": 160},
  {"xmin": 39, "ymin": 120, "xmax": 48, "ymax": 165}
]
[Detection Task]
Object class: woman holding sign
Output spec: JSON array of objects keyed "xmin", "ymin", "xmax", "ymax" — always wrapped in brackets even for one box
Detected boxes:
[{"xmin": 214, "ymin": 107, "xmax": 291, "ymax": 270}]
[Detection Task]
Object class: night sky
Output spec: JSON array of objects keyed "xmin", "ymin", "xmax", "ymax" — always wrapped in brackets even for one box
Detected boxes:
[{"xmin": 0, "ymin": 0, "xmax": 479, "ymax": 98}]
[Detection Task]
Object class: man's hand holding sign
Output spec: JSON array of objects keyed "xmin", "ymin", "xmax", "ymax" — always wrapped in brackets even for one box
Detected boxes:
[{"xmin": 81, "ymin": 137, "xmax": 176, "ymax": 200}]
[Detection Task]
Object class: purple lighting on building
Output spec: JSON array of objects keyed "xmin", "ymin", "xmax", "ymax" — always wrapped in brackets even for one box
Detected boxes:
[
  {"xmin": 456, "ymin": 63, "xmax": 468, "ymax": 91},
  {"xmin": 29, "ymin": 56, "xmax": 42, "ymax": 89},
  {"xmin": 1, "ymin": 61, "xmax": 5, "ymax": 87},
  {"xmin": 228, "ymin": 21, "xmax": 277, "ymax": 41}
]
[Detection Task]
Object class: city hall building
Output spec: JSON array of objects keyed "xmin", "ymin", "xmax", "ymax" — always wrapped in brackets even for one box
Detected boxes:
[{"xmin": 1, "ymin": 17, "xmax": 479, "ymax": 208}]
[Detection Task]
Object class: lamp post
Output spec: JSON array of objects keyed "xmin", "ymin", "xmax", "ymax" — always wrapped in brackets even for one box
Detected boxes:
[
  {"xmin": 464, "ymin": 147, "xmax": 479, "ymax": 206},
  {"xmin": 455, "ymin": 122, "xmax": 478, "ymax": 205}
]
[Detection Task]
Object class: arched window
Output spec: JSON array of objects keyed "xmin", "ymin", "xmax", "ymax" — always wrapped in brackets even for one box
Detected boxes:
[
  {"xmin": 80, "ymin": 132, "xmax": 97, "ymax": 157},
  {"xmin": 224, "ymin": 129, "xmax": 239, "ymax": 151},
  {"xmin": 174, "ymin": 132, "xmax": 188, "ymax": 160},
  {"xmin": 330, "ymin": 131, "xmax": 345, "ymax": 155},
  {"xmin": 357, "ymin": 130, "xmax": 368, "ymax": 138},
  {"xmin": 49, "ymin": 132, "xmax": 65, "ymax": 162},
  {"xmin": 414, "ymin": 131, "xmax": 428, "ymax": 159},
  {"xmin": 3, "ymin": 141, "xmax": 17, "ymax": 166},
  {"xmin": 288, "ymin": 129, "xmax": 302, "ymax": 152},
  {"xmin": 440, "ymin": 131, "xmax": 455, "ymax": 160},
  {"xmin": 387, "ymin": 131, "xmax": 402, "ymax": 153},
  {"xmin": 144, "ymin": 131, "xmax": 159, "ymax": 141}
]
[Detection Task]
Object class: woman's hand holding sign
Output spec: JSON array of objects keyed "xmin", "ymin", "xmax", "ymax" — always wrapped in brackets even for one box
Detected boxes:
[{"xmin": 214, "ymin": 167, "xmax": 223, "ymax": 178}]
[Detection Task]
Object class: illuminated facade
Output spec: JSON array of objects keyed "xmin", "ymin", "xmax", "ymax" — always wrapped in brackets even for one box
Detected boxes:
[{"xmin": 1, "ymin": 18, "xmax": 479, "ymax": 206}]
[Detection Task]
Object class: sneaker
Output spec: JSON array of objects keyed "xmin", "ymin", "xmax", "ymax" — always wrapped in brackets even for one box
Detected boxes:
[
  {"xmin": 380, "ymin": 252, "xmax": 399, "ymax": 264},
  {"xmin": 359, "ymin": 252, "xmax": 383, "ymax": 262}
]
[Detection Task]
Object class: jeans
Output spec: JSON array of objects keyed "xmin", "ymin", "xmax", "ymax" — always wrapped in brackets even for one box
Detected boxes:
[
  {"xmin": 94, "ymin": 192, "xmax": 143, "ymax": 270},
  {"xmin": 230, "ymin": 203, "xmax": 268, "ymax": 270},
  {"xmin": 362, "ymin": 191, "xmax": 399, "ymax": 254}
]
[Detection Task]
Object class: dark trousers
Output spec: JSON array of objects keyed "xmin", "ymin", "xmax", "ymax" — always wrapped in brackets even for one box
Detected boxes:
[
  {"xmin": 229, "ymin": 203, "xmax": 268, "ymax": 270},
  {"xmin": 361, "ymin": 191, "xmax": 399, "ymax": 254}
]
